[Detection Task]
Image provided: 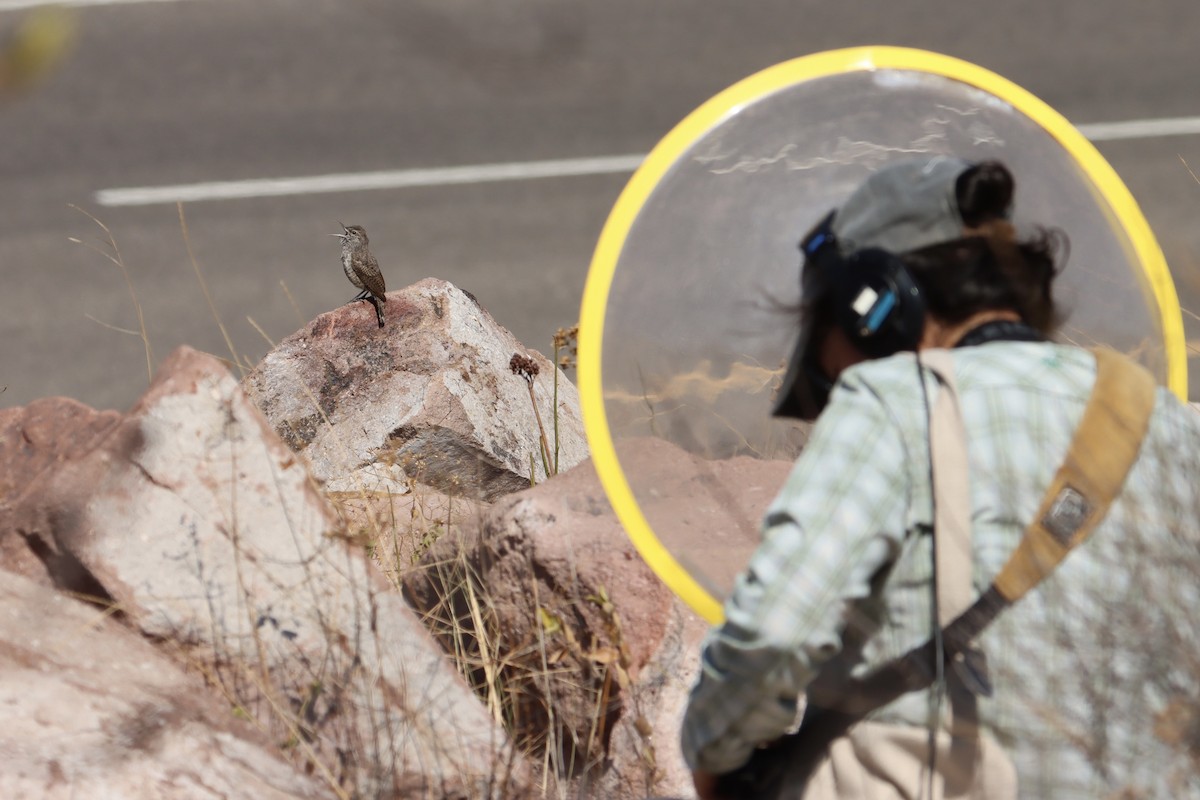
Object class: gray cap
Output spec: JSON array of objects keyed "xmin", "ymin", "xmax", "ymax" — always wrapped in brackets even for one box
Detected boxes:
[
  {"xmin": 772, "ymin": 156, "xmax": 976, "ymax": 421},
  {"xmin": 832, "ymin": 155, "xmax": 972, "ymax": 256}
]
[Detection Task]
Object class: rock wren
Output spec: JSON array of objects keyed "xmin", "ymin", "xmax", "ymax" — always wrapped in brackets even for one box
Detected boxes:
[{"xmin": 330, "ymin": 222, "xmax": 387, "ymax": 327}]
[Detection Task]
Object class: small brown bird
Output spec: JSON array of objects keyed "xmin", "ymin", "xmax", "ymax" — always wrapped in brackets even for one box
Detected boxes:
[{"xmin": 330, "ymin": 222, "xmax": 387, "ymax": 327}]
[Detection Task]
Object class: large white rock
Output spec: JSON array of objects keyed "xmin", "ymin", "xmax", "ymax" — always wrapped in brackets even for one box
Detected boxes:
[{"xmin": 242, "ymin": 277, "xmax": 587, "ymax": 501}]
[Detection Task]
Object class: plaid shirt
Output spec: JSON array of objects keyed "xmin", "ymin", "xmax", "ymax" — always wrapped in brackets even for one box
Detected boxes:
[{"xmin": 682, "ymin": 341, "xmax": 1200, "ymax": 798}]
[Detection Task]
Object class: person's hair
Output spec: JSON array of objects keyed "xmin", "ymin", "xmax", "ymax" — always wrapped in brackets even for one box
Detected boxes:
[{"xmin": 901, "ymin": 160, "xmax": 1068, "ymax": 335}]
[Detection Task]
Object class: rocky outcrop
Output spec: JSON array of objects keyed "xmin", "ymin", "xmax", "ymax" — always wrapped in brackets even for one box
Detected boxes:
[
  {"xmin": 0, "ymin": 275, "xmax": 798, "ymax": 799},
  {"xmin": 242, "ymin": 278, "xmax": 587, "ymax": 502},
  {"xmin": 0, "ymin": 567, "xmax": 330, "ymax": 799},
  {"xmin": 3, "ymin": 346, "xmax": 529, "ymax": 799}
]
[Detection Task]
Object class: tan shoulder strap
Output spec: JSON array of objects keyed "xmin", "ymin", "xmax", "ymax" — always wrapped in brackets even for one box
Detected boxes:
[
  {"xmin": 919, "ymin": 349, "xmax": 975, "ymax": 628},
  {"xmin": 993, "ymin": 347, "xmax": 1157, "ymax": 602},
  {"xmin": 811, "ymin": 347, "xmax": 1157, "ymax": 710}
]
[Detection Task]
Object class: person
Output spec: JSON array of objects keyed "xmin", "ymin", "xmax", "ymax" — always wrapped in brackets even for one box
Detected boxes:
[{"xmin": 680, "ymin": 156, "xmax": 1200, "ymax": 798}]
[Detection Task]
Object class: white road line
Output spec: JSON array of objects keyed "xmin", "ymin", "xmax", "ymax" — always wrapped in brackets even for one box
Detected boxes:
[
  {"xmin": 1077, "ymin": 116, "xmax": 1200, "ymax": 142},
  {"xmin": 94, "ymin": 154, "xmax": 647, "ymax": 207},
  {"xmin": 0, "ymin": 0, "xmax": 185, "ymax": 11},
  {"xmin": 94, "ymin": 114, "xmax": 1200, "ymax": 207}
]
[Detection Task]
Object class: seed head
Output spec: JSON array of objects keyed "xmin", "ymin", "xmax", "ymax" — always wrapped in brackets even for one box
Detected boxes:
[{"xmin": 509, "ymin": 353, "xmax": 540, "ymax": 382}]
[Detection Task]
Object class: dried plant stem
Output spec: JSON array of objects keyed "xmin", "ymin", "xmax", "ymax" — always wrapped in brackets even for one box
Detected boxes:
[
  {"xmin": 463, "ymin": 562, "xmax": 504, "ymax": 723},
  {"xmin": 83, "ymin": 314, "xmax": 140, "ymax": 336},
  {"xmin": 1181, "ymin": 154, "xmax": 1200, "ymax": 185},
  {"xmin": 178, "ymin": 202, "xmax": 240, "ymax": 375},
  {"xmin": 279, "ymin": 278, "xmax": 306, "ymax": 327},
  {"xmin": 530, "ymin": 578, "xmax": 564, "ymax": 794},
  {"xmin": 551, "ymin": 326, "xmax": 579, "ymax": 477},
  {"xmin": 553, "ymin": 342, "xmax": 561, "ymax": 476},
  {"xmin": 245, "ymin": 317, "xmax": 276, "ymax": 351},
  {"xmin": 527, "ymin": 381, "xmax": 552, "ymax": 478},
  {"xmin": 68, "ymin": 204, "xmax": 154, "ymax": 384}
]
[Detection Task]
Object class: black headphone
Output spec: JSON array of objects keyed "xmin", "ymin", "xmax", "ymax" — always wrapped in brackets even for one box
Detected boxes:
[{"xmin": 800, "ymin": 211, "xmax": 926, "ymax": 359}]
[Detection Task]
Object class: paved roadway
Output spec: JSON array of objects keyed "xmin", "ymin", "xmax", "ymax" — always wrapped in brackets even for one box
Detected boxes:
[{"xmin": 2, "ymin": 0, "xmax": 1199, "ymax": 410}]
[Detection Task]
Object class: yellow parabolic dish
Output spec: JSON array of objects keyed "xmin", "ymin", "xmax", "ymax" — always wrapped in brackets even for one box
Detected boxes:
[{"xmin": 579, "ymin": 46, "xmax": 1185, "ymax": 624}]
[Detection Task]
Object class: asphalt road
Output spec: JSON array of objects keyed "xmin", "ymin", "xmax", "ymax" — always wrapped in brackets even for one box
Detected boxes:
[{"xmin": 2, "ymin": 0, "xmax": 1199, "ymax": 410}]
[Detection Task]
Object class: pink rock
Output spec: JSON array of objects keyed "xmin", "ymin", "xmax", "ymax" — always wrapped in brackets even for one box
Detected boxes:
[
  {"xmin": 0, "ymin": 397, "xmax": 121, "ymax": 502},
  {"xmin": 0, "ymin": 398, "xmax": 122, "ymax": 584}
]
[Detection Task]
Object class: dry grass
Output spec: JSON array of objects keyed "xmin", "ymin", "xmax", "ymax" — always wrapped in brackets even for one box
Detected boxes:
[{"xmin": 399, "ymin": 526, "xmax": 652, "ymax": 798}]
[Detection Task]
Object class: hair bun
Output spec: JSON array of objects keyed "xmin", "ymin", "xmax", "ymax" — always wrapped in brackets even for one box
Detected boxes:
[{"xmin": 955, "ymin": 160, "xmax": 1015, "ymax": 227}]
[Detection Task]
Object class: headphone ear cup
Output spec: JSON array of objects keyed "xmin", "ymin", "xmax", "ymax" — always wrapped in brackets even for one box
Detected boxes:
[{"xmin": 830, "ymin": 249, "xmax": 926, "ymax": 358}]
